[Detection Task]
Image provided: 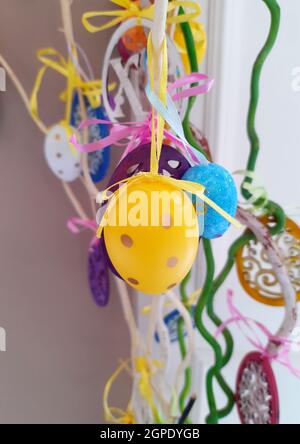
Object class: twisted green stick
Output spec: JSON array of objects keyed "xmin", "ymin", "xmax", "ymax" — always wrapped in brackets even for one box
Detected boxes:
[
  {"xmin": 177, "ymin": 272, "xmax": 192, "ymax": 417},
  {"xmin": 242, "ymin": 0, "xmax": 281, "ymax": 202},
  {"xmin": 177, "ymin": 5, "xmax": 236, "ymax": 422}
]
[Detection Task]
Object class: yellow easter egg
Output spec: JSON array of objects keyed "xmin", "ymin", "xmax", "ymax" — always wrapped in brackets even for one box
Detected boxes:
[{"xmin": 103, "ymin": 176, "xmax": 199, "ymax": 294}]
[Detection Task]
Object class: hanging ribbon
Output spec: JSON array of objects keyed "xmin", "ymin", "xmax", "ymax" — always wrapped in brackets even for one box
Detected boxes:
[
  {"xmin": 146, "ymin": 83, "xmax": 210, "ymax": 166},
  {"xmin": 70, "ymin": 110, "xmax": 240, "ymax": 234},
  {"xmin": 67, "ymin": 217, "xmax": 98, "ymax": 245},
  {"xmin": 146, "ymin": 32, "xmax": 211, "ymax": 167},
  {"xmin": 70, "ymin": 72, "xmax": 213, "ymax": 164},
  {"xmin": 135, "ymin": 356, "xmax": 164, "ymax": 424},
  {"xmin": 71, "ymin": 115, "xmax": 203, "ymax": 164},
  {"xmin": 216, "ymin": 290, "xmax": 300, "ymax": 378},
  {"xmin": 103, "ymin": 357, "xmax": 165, "ymax": 424},
  {"xmin": 168, "ymin": 73, "xmax": 214, "ymax": 101},
  {"xmin": 67, "ymin": 217, "xmax": 97, "ymax": 233},
  {"xmin": 147, "ymin": 32, "xmax": 168, "ymax": 174},
  {"xmin": 71, "ymin": 33, "xmax": 241, "ymax": 237},
  {"xmin": 29, "ymin": 48, "xmax": 114, "ymax": 134},
  {"xmin": 82, "ymin": 0, "xmax": 201, "ymax": 34}
]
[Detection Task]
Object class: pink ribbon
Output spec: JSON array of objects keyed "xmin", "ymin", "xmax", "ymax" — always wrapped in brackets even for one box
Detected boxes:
[
  {"xmin": 70, "ymin": 72, "xmax": 213, "ymax": 164},
  {"xmin": 216, "ymin": 290, "xmax": 300, "ymax": 378},
  {"xmin": 67, "ymin": 217, "xmax": 98, "ymax": 245},
  {"xmin": 168, "ymin": 73, "xmax": 214, "ymax": 101},
  {"xmin": 67, "ymin": 217, "xmax": 97, "ymax": 233}
]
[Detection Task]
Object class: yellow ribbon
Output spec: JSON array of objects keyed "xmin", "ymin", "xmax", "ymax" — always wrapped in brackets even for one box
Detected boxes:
[
  {"xmin": 30, "ymin": 48, "xmax": 114, "ymax": 134},
  {"xmin": 135, "ymin": 356, "xmax": 163, "ymax": 424},
  {"xmin": 103, "ymin": 360, "xmax": 136, "ymax": 424},
  {"xmin": 82, "ymin": 0, "xmax": 201, "ymax": 33},
  {"xmin": 148, "ymin": 33, "xmax": 168, "ymax": 174},
  {"xmin": 103, "ymin": 357, "xmax": 164, "ymax": 424}
]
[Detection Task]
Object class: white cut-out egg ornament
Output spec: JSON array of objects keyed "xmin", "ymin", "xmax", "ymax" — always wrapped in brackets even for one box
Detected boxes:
[{"xmin": 44, "ymin": 124, "xmax": 81, "ymax": 182}]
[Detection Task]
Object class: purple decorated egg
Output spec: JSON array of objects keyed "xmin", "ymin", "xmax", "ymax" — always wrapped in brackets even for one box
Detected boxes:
[
  {"xmin": 108, "ymin": 143, "xmax": 191, "ymax": 188},
  {"xmin": 88, "ymin": 238, "xmax": 109, "ymax": 306}
]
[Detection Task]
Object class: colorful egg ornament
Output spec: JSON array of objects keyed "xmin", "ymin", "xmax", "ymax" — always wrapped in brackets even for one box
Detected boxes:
[
  {"xmin": 182, "ymin": 163, "xmax": 238, "ymax": 239},
  {"xmin": 102, "ymin": 175, "xmax": 199, "ymax": 295},
  {"xmin": 236, "ymin": 351, "xmax": 279, "ymax": 424},
  {"xmin": 121, "ymin": 26, "xmax": 147, "ymax": 54},
  {"xmin": 44, "ymin": 124, "xmax": 81, "ymax": 182},
  {"xmin": 108, "ymin": 143, "xmax": 191, "ymax": 187},
  {"xmin": 236, "ymin": 216, "xmax": 300, "ymax": 306}
]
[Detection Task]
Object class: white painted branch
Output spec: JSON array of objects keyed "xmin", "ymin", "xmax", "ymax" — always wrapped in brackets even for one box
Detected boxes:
[
  {"xmin": 152, "ymin": 0, "xmax": 168, "ymax": 95},
  {"xmin": 152, "ymin": 0, "xmax": 168, "ymax": 52}
]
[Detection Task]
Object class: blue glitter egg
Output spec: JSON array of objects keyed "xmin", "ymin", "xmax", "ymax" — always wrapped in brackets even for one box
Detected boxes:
[{"xmin": 182, "ymin": 163, "xmax": 238, "ymax": 239}]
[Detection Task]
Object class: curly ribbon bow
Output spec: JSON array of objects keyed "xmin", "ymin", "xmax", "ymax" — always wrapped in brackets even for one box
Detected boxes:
[
  {"xmin": 67, "ymin": 217, "xmax": 97, "ymax": 233},
  {"xmin": 67, "ymin": 217, "xmax": 98, "ymax": 245},
  {"xmin": 70, "ymin": 71, "xmax": 213, "ymax": 164},
  {"xmin": 216, "ymin": 290, "xmax": 300, "ymax": 378},
  {"xmin": 30, "ymin": 48, "xmax": 103, "ymax": 119},
  {"xmin": 103, "ymin": 357, "xmax": 165, "ymax": 424},
  {"xmin": 135, "ymin": 356, "xmax": 164, "ymax": 424},
  {"xmin": 82, "ymin": 0, "xmax": 201, "ymax": 33},
  {"xmin": 29, "ymin": 48, "xmax": 115, "ymax": 155}
]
